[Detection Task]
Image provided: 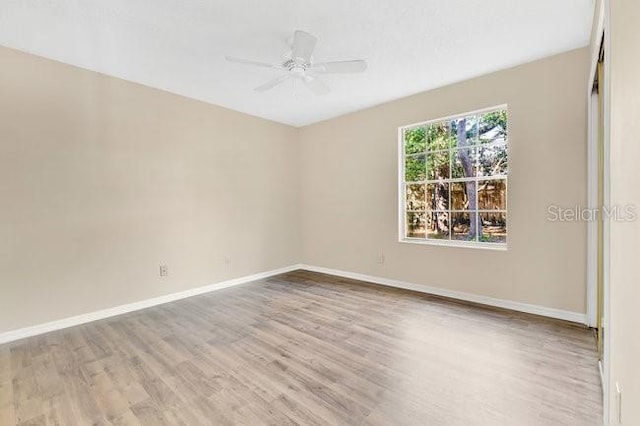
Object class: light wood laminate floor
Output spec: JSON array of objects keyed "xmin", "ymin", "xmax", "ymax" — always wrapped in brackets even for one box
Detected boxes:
[{"xmin": 0, "ymin": 270, "xmax": 602, "ymax": 425}]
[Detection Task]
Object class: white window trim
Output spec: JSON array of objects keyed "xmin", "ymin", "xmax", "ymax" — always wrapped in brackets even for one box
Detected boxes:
[{"xmin": 397, "ymin": 104, "xmax": 508, "ymax": 250}]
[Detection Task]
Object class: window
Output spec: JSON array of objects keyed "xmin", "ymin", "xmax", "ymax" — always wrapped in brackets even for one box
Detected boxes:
[{"xmin": 399, "ymin": 106, "xmax": 508, "ymax": 248}]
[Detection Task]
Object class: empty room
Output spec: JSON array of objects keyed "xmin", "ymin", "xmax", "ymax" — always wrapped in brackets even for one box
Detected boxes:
[{"xmin": 0, "ymin": 0, "xmax": 638, "ymax": 425}]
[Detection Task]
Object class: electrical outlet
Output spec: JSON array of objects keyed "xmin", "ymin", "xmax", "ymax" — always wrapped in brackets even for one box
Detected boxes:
[
  {"xmin": 376, "ymin": 252, "xmax": 385, "ymax": 265},
  {"xmin": 224, "ymin": 257, "xmax": 231, "ymax": 267},
  {"xmin": 159, "ymin": 264, "xmax": 168, "ymax": 277}
]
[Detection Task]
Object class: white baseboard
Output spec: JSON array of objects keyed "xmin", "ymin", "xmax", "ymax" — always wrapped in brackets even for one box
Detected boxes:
[
  {"xmin": 1, "ymin": 262, "xmax": 586, "ymax": 345},
  {"xmin": 0, "ymin": 264, "xmax": 302, "ymax": 345},
  {"xmin": 298, "ymin": 264, "xmax": 587, "ymax": 324}
]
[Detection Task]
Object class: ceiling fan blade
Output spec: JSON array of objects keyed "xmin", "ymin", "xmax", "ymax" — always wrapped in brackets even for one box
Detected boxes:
[
  {"xmin": 311, "ymin": 60, "xmax": 367, "ymax": 74},
  {"xmin": 254, "ymin": 74, "xmax": 290, "ymax": 92},
  {"xmin": 292, "ymin": 30, "xmax": 317, "ymax": 62},
  {"xmin": 302, "ymin": 74, "xmax": 330, "ymax": 95},
  {"xmin": 225, "ymin": 56, "xmax": 281, "ymax": 69}
]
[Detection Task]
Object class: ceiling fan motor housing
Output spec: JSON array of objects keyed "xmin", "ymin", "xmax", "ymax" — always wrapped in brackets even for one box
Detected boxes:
[{"xmin": 284, "ymin": 58, "xmax": 310, "ymax": 77}]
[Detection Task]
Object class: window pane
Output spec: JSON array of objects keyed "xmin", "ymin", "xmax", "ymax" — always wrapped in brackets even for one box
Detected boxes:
[
  {"xmin": 426, "ymin": 211, "xmax": 450, "ymax": 240},
  {"xmin": 451, "ymin": 181, "xmax": 474, "ymax": 210},
  {"xmin": 450, "ymin": 116, "xmax": 478, "ymax": 149},
  {"xmin": 426, "ymin": 122, "xmax": 453, "ymax": 151},
  {"xmin": 427, "ymin": 151, "xmax": 450, "ymax": 180},
  {"xmin": 477, "ymin": 143, "xmax": 507, "ymax": 177},
  {"xmin": 480, "ymin": 212, "xmax": 507, "ymax": 243},
  {"xmin": 400, "ymin": 108, "xmax": 507, "ymax": 247},
  {"xmin": 406, "ymin": 184, "xmax": 426, "ymax": 211},
  {"xmin": 465, "ymin": 115, "xmax": 478, "ymax": 140},
  {"xmin": 406, "ymin": 212, "xmax": 426, "ymax": 238},
  {"xmin": 451, "ymin": 212, "xmax": 474, "ymax": 241},
  {"xmin": 426, "ymin": 182, "xmax": 449, "ymax": 211},
  {"xmin": 479, "ymin": 110, "xmax": 507, "ymax": 144},
  {"xmin": 451, "ymin": 147, "xmax": 477, "ymax": 179},
  {"xmin": 404, "ymin": 126, "xmax": 426, "ymax": 154},
  {"xmin": 405, "ymin": 155, "xmax": 426, "ymax": 182},
  {"xmin": 478, "ymin": 179, "xmax": 506, "ymax": 210}
]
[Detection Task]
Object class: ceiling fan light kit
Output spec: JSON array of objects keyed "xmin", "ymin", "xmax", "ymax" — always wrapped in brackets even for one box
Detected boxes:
[{"xmin": 226, "ymin": 30, "xmax": 367, "ymax": 95}]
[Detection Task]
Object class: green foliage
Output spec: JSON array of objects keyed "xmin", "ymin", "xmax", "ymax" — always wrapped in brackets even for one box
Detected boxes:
[
  {"xmin": 402, "ymin": 109, "xmax": 508, "ymax": 243},
  {"xmin": 479, "ymin": 110, "xmax": 507, "ymax": 139},
  {"xmin": 477, "ymin": 110, "xmax": 508, "ymax": 176},
  {"xmin": 427, "ymin": 123, "xmax": 454, "ymax": 151},
  {"xmin": 427, "ymin": 151, "xmax": 450, "ymax": 180},
  {"xmin": 452, "ymin": 146, "xmax": 476, "ymax": 178},
  {"xmin": 404, "ymin": 127, "xmax": 426, "ymax": 154},
  {"xmin": 405, "ymin": 155, "xmax": 426, "ymax": 182}
]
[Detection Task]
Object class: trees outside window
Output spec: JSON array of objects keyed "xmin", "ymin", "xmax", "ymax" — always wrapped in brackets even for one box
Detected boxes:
[{"xmin": 401, "ymin": 106, "xmax": 507, "ymax": 247}]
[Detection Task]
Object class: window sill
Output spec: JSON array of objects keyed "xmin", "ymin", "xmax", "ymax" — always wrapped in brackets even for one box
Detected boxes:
[{"xmin": 399, "ymin": 238, "xmax": 507, "ymax": 251}]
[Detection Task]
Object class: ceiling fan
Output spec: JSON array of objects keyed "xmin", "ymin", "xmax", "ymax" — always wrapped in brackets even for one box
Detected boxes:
[{"xmin": 225, "ymin": 30, "xmax": 367, "ymax": 95}]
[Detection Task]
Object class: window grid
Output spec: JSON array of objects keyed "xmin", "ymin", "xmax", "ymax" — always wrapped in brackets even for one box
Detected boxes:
[{"xmin": 400, "ymin": 106, "xmax": 508, "ymax": 247}]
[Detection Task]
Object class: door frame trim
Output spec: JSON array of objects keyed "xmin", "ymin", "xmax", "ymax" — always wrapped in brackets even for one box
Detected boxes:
[
  {"xmin": 587, "ymin": 0, "xmax": 606, "ymax": 330},
  {"xmin": 586, "ymin": 1, "xmax": 609, "ymax": 424},
  {"xmin": 587, "ymin": 89, "xmax": 598, "ymax": 329}
]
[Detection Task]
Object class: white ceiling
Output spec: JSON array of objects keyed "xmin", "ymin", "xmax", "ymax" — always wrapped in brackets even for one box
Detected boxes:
[{"xmin": 0, "ymin": 0, "xmax": 594, "ymax": 127}]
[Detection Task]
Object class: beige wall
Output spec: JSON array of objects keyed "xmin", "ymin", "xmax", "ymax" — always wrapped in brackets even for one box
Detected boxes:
[
  {"xmin": 608, "ymin": 0, "xmax": 640, "ymax": 423},
  {"xmin": 0, "ymin": 45, "xmax": 591, "ymax": 334},
  {"xmin": 0, "ymin": 46, "xmax": 300, "ymax": 333},
  {"xmin": 299, "ymin": 48, "xmax": 589, "ymax": 314}
]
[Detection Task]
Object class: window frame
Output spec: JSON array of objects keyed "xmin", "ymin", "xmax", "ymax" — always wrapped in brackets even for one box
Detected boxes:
[{"xmin": 397, "ymin": 104, "xmax": 508, "ymax": 250}]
